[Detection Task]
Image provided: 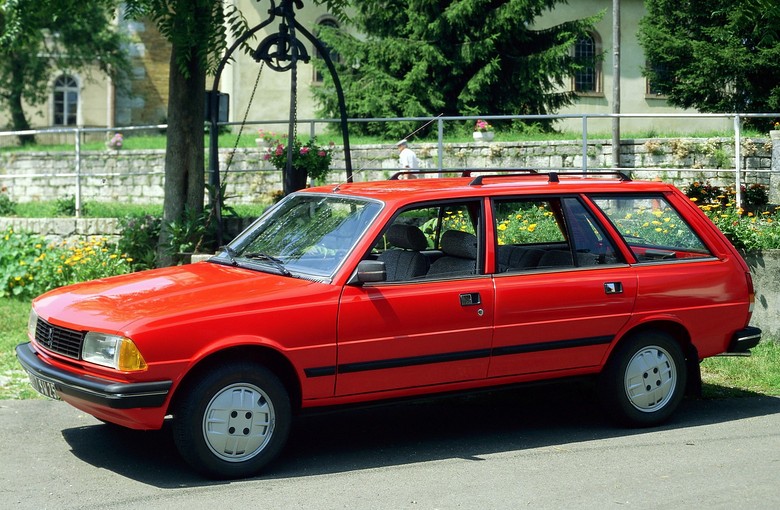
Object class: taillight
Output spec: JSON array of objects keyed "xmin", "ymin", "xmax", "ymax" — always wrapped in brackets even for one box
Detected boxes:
[{"xmin": 746, "ymin": 271, "xmax": 755, "ymax": 315}]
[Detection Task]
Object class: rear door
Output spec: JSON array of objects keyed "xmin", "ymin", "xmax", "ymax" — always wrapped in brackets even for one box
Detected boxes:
[{"xmin": 489, "ymin": 196, "xmax": 637, "ymax": 377}]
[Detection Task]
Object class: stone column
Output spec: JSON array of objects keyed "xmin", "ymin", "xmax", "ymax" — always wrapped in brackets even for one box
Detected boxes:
[{"xmin": 770, "ymin": 131, "xmax": 780, "ymax": 204}]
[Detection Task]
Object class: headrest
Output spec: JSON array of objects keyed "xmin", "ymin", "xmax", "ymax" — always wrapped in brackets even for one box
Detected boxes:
[
  {"xmin": 385, "ymin": 224, "xmax": 428, "ymax": 251},
  {"xmin": 440, "ymin": 230, "xmax": 477, "ymax": 259}
]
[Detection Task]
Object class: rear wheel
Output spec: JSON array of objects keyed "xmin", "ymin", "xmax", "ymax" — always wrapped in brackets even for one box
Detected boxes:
[
  {"xmin": 172, "ymin": 362, "xmax": 291, "ymax": 479},
  {"xmin": 599, "ymin": 331, "xmax": 687, "ymax": 427}
]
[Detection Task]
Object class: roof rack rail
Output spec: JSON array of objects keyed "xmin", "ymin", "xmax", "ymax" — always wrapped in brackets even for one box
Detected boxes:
[
  {"xmin": 468, "ymin": 170, "xmax": 632, "ymax": 186},
  {"xmin": 388, "ymin": 170, "xmax": 474, "ymax": 180},
  {"xmin": 466, "ymin": 169, "xmax": 539, "ymax": 186}
]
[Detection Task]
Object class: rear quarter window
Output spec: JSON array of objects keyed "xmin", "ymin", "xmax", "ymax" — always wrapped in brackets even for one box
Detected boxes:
[{"xmin": 592, "ymin": 195, "xmax": 713, "ymax": 262}]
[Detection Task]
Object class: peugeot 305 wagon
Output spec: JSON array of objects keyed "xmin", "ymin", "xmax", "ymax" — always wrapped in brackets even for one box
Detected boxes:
[{"xmin": 17, "ymin": 171, "xmax": 761, "ymax": 479}]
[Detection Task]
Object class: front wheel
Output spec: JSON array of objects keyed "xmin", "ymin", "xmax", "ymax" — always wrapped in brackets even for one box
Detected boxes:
[
  {"xmin": 599, "ymin": 331, "xmax": 687, "ymax": 427},
  {"xmin": 172, "ymin": 362, "xmax": 291, "ymax": 479}
]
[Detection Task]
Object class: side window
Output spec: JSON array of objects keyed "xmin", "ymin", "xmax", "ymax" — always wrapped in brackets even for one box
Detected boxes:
[
  {"xmin": 371, "ymin": 201, "xmax": 482, "ymax": 281},
  {"xmin": 592, "ymin": 195, "xmax": 713, "ymax": 262},
  {"xmin": 493, "ymin": 198, "xmax": 571, "ymax": 271},
  {"xmin": 493, "ymin": 197, "xmax": 621, "ymax": 272}
]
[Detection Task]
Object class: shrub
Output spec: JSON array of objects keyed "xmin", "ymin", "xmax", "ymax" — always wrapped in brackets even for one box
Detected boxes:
[
  {"xmin": 0, "ymin": 189, "xmax": 16, "ymax": 215},
  {"xmin": 118, "ymin": 214, "xmax": 162, "ymax": 271}
]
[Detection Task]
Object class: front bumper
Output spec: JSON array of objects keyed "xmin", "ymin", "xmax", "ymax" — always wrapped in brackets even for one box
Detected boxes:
[
  {"xmin": 16, "ymin": 342, "xmax": 171, "ymax": 409},
  {"xmin": 727, "ymin": 326, "xmax": 762, "ymax": 353}
]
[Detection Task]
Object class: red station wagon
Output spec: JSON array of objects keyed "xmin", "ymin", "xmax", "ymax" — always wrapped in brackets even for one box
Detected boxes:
[{"xmin": 17, "ymin": 171, "xmax": 762, "ymax": 479}]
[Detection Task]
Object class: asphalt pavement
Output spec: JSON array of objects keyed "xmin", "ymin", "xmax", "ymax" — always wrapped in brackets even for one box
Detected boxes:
[{"xmin": 1, "ymin": 385, "xmax": 779, "ymax": 509}]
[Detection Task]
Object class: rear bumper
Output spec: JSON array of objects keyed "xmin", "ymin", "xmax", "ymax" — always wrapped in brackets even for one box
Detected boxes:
[
  {"xmin": 727, "ymin": 326, "xmax": 762, "ymax": 353},
  {"xmin": 15, "ymin": 342, "xmax": 171, "ymax": 409}
]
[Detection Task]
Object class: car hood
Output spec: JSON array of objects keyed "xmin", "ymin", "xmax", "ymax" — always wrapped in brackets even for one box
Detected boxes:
[{"xmin": 33, "ymin": 262, "xmax": 327, "ymax": 333}]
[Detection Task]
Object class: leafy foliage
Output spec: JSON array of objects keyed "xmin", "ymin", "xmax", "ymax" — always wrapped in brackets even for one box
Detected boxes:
[
  {"xmin": 312, "ymin": 0, "xmax": 601, "ymax": 138},
  {"xmin": 0, "ymin": 227, "xmax": 133, "ymax": 300},
  {"xmin": 683, "ymin": 182, "xmax": 780, "ymax": 251},
  {"xmin": 639, "ymin": 0, "xmax": 780, "ymax": 118},
  {"xmin": 264, "ymin": 137, "xmax": 334, "ymax": 183},
  {"xmin": 117, "ymin": 214, "xmax": 162, "ymax": 270}
]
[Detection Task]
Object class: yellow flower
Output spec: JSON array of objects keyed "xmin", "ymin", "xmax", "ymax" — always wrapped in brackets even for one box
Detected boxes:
[
  {"xmin": 497, "ymin": 223, "xmax": 507, "ymax": 231},
  {"xmin": 528, "ymin": 224, "xmax": 537, "ymax": 232}
]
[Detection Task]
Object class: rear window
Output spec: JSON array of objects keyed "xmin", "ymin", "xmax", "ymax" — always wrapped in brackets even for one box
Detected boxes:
[{"xmin": 592, "ymin": 195, "xmax": 713, "ymax": 262}]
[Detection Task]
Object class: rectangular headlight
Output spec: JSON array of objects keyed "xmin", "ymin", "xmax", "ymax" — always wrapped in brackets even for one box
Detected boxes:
[{"xmin": 82, "ymin": 332, "xmax": 147, "ymax": 371}]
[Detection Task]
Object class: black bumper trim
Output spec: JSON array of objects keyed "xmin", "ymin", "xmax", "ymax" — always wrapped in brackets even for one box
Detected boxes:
[
  {"xmin": 15, "ymin": 342, "xmax": 172, "ymax": 409},
  {"xmin": 727, "ymin": 326, "xmax": 762, "ymax": 353}
]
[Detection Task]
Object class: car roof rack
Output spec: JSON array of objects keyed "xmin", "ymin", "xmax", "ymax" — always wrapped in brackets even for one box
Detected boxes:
[
  {"xmin": 388, "ymin": 170, "xmax": 475, "ymax": 180},
  {"xmin": 468, "ymin": 170, "xmax": 632, "ymax": 186}
]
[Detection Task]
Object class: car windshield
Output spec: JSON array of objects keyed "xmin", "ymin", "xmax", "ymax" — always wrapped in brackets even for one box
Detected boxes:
[{"xmin": 221, "ymin": 193, "xmax": 382, "ymax": 278}]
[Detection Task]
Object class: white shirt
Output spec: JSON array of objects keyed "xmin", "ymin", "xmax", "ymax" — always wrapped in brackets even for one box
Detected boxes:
[{"xmin": 398, "ymin": 147, "xmax": 419, "ymax": 170}]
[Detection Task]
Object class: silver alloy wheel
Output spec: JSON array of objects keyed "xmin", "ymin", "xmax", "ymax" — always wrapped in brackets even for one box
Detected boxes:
[
  {"xmin": 623, "ymin": 345, "xmax": 677, "ymax": 413},
  {"xmin": 202, "ymin": 383, "xmax": 276, "ymax": 463}
]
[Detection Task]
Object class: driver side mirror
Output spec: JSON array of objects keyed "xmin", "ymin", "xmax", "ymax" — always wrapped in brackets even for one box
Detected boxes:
[{"xmin": 349, "ymin": 260, "xmax": 387, "ymax": 285}]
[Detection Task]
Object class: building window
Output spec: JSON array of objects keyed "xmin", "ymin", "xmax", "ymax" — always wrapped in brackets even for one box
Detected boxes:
[
  {"xmin": 573, "ymin": 33, "xmax": 601, "ymax": 94},
  {"xmin": 53, "ymin": 75, "xmax": 79, "ymax": 126},
  {"xmin": 313, "ymin": 18, "xmax": 340, "ymax": 83},
  {"xmin": 646, "ymin": 61, "xmax": 670, "ymax": 97}
]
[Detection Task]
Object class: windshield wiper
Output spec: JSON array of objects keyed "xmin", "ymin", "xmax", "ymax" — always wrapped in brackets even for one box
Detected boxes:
[{"xmin": 242, "ymin": 252, "xmax": 291, "ymax": 276}]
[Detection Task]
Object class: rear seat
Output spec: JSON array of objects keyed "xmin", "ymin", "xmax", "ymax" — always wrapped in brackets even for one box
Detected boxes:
[
  {"xmin": 497, "ymin": 245, "xmax": 545, "ymax": 272},
  {"xmin": 497, "ymin": 245, "xmax": 601, "ymax": 272}
]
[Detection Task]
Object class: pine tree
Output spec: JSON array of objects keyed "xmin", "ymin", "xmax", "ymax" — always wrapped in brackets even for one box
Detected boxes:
[
  {"xmin": 313, "ymin": 0, "xmax": 600, "ymax": 137},
  {"xmin": 639, "ymin": 0, "xmax": 780, "ymax": 119}
]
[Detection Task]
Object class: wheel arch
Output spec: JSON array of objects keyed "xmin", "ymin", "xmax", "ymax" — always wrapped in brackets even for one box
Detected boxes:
[{"xmin": 168, "ymin": 345, "xmax": 303, "ymax": 415}]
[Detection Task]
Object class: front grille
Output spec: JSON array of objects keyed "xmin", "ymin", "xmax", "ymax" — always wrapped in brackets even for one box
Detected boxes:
[{"xmin": 35, "ymin": 318, "xmax": 84, "ymax": 360}]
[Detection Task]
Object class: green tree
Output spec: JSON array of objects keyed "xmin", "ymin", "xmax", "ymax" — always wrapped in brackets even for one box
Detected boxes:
[
  {"xmin": 124, "ymin": 0, "xmax": 248, "ymax": 266},
  {"xmin": 0, "ymin": 0, "xmax": 127, "ymax": 145},
  {"xmin": 124, "ymin": 0, "xmax": 349, "ymax": 266},
  {"xmin": 639, "ymin": 0, "xmax": 780, "ymax": 118},
  {"xmin": 312, "ymin": 0, "xmax": 600, "ymax": 138}
]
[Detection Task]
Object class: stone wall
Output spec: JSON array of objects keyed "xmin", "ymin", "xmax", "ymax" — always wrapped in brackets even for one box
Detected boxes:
[
  {"xmin": 1, "ymin": 137, "xmax": 776, "ymax": 206},
  {"xmin": 744, "ymin": 250, "xmax": 780, "ymax": 340}
]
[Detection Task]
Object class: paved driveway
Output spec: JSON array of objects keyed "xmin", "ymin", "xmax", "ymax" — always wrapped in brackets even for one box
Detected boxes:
[{"xmin": 1, "ymin": 385, "xmax": 779, "ymax": 509}]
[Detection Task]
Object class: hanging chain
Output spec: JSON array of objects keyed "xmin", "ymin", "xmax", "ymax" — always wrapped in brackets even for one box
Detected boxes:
[{"xmin": 224, "ymin": 61, "xmax": 265, "ymax": 179}]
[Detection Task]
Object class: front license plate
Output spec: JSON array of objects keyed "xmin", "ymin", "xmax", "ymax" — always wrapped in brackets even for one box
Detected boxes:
[{"xmin": 28, "ymin": 374, "xmax": 61, "ymax": 400}]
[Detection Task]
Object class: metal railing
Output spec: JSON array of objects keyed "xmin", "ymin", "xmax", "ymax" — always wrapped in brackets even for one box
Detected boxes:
[{"xmin": 1, "ymin": 112, "xmax": 777, "ymax": 215}]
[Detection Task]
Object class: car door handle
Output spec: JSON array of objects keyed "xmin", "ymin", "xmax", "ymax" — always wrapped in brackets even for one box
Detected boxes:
[
  {"xmin": 459, "ymin": 292, "xmax": 481, "ymax": 306},
  {"xmin": 604, "ymin": 282, "xmax": 623, "ymax": 294}
]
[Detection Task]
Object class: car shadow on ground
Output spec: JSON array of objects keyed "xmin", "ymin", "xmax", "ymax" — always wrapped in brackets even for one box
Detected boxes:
[{"xmin": 60, "ymin": 381, "xmax": 780, "ymax": 488}]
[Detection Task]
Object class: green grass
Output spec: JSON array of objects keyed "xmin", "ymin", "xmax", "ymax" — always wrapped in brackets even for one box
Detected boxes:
[
  {"xmin": 1, "ymin": 127, "xmax": 769, "ymax": 154},
  {"xmin": 1, "ymin": 293, "xmax": 777, "ymax": 400},
  {"xmin": 701, "ymin": 340, "xmax": 780, "ymax": 397},
  {"xmin": 0, "ymin": 298, "xmax": 40, "ymax": 400}
]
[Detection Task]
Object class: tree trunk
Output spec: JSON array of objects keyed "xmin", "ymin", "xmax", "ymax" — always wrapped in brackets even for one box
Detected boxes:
[
  {"xmin": 156, "ymin": 45, "xmax": 206, "ymax": 266},
  {"xmin": 9, "ymin": 57, "xmax": 35, "ymax": 146}
]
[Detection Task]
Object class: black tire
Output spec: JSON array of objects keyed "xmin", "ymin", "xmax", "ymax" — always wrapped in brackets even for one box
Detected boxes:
[
  {"xmin": 172, "ymin": 362, "xmax": 291, "ymax": 479},
  {"xmin": 599, "ymin": 331, "xmax": 687, "ymax": 427}
]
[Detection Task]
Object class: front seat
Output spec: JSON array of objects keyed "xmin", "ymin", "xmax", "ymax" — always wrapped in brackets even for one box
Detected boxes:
[{"xmin": 377, "ymin": 224, "xmax": 430, "ymax": 281}]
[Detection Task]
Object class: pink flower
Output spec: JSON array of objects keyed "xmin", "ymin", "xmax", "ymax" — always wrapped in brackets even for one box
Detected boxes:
[
  {"xmin": 317, "ymin": 150, "xmax": 326, "ymax": 157},
  {"xmin": 275, "ymin": 145, "xmax": 284, "ymax": 156},
  {"xmin": 299, "ymin": 146, "xmax": 310, "ymax": 155}
]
